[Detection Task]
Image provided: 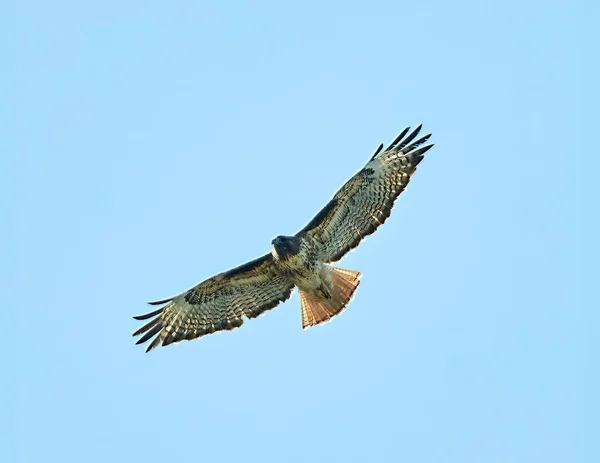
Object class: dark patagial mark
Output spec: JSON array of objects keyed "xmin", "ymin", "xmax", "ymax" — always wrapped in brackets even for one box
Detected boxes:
[
  {"xmin": 184, "ymin": 290, "xmax": 203, "ymax": 305},
  {"xmin": 223, "ymin": 253, "xmax": 272, "ymax": 278},
  {"xmin": 296, "ymin": 198, "xmax": 338, "ymax": 235},
  {"xmin": 360, "ymin": 167, "xmax": 375, "ymax": 177}
]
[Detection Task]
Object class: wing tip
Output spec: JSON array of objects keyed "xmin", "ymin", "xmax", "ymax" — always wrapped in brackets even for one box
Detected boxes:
[
  {"xmin": 133, "ymin": 305, "xmax": 168, "ymax": 351},
  {"xmin": 370, "ymin": 143, "xmax": 384, "ymax": 161},
  {"xmin": 146, "ymin": 336, "xmax": 163, "ymax": 353},
  {"xmin": 132, "ymin": 298, "xmax": 171, "ymax": 320},
  {"xmin": 384, "ymin": 124, "xmax": 432, "ymax": 154},
  {"xmin": 148, "ymin": 297, "xmax": 173, "ymax": 306},
  {"xmin": 132, "ymin": 306, "xmax": 165, "ymax": 320},
  {"xmin": 384, "ymin": 127, "xmax": 411, "ymax": 152}
]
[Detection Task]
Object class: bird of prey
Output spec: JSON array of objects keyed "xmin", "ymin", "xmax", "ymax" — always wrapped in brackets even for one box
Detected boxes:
[{"xmin": 133, "ymin": 125, "xmax": 433, "ymax": 351}]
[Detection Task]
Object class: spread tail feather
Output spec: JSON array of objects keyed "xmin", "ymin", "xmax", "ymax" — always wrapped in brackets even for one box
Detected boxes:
[{"xmin": 300, "ymin": 267, "xmax": 361, "ymax": 329}]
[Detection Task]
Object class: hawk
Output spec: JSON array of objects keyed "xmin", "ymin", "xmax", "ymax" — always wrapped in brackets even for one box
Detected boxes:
[{"xmin": 134, "ymin": 125, "xmax": 433, "ymax": 351}]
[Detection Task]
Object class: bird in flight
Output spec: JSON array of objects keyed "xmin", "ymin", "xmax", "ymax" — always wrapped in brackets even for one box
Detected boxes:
[{"xmin": 133, "ymin": 125, "xmax": 433, "ymax": 351}]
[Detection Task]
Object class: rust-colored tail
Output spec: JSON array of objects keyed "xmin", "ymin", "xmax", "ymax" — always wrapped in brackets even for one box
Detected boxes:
[{"xmin": 300, "ymin": 267, "xmax": 361, "ymax": 329}]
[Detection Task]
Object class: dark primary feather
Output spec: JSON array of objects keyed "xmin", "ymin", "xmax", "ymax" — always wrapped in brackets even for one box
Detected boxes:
[
  {"xmin": 370, "ymin": 143, "xmax": 384, "ymax": 161},
  {"xmin": 148, "ymin": 298, "xmax": 173, "ymax": 306},
  {"xmin": 132, "ymin": 307, "xmax": 163, "ymax": 320},
  {"xmin": 296, "ymin": 198, "xmax": 338, "ymax": 236},
  {"xmin": 132, "ymin": 316, "xmax": 162, "ymax": 337},
  {"xmin": 396, "ymin": 124, "xmax": 422, "ymax": 150},
  {"xmin": 409, "ymin": 144, "xmax": 434, "ymax": 159},
  {"xmin": 136, "ymin": 322, "xmax": 163, "ymax": 345},
  {"xmin": 403, "ymin": 133, "xmax": 431, "ymax": 153},
  {"xmin": 385, "ymin": 126, "xmax": 411, "ymax": 151}
]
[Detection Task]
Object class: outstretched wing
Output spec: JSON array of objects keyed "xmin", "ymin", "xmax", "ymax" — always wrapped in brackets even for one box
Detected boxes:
[
  {"xmin": 133, "ymin": 254, "xmax": 294, "ymax": 352},
  {"xmin": 297, "ymin": 125, "xmax": 433, "ymax": 263}
]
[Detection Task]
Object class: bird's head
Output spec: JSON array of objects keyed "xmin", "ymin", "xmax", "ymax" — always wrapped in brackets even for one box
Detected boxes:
[{"xmin": 271, "ymin": 235, "xmax": 301, "ymax": 257}]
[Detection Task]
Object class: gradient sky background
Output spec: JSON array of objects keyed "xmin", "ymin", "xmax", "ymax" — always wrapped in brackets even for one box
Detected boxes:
[{"xmin": 9, "ymin": 1, "xmax": 596, "ymax": 462}]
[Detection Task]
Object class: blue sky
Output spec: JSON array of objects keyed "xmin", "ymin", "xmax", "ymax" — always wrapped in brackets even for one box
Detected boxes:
[{"xmin": 9, "ymin": 1, "xmax": 595, "ymax": 462}]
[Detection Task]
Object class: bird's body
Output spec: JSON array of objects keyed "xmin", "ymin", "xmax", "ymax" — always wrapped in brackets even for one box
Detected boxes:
[
  {"xmin": 133, "ymin": 125, "xmax": 433, "ymax": 352},
  {"xmin": 272, "ymin": 235, "xmax": 334, "ymax": 299}
]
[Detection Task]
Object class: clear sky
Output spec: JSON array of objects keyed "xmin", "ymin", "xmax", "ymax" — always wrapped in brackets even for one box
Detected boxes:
[{"xmin": 9, "ymin": 1, "xmax": 596, "ymax": 462}]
